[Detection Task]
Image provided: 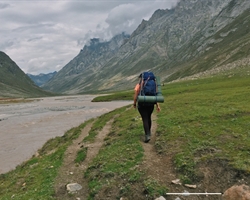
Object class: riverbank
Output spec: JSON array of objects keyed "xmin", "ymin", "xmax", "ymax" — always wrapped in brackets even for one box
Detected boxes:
[{"xmin": 0, "ymin": 95, "xmax": 131, "ymax": 174}]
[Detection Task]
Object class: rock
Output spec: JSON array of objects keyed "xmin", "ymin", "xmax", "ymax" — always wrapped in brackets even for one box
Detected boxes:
[
  {"xmin": 155, "ymin": 196, "xmax": 166, "ymax": 200},
  {"xmin": 35, "ymin": 151, "xmax": 40, "ymax": 157},
  {"xmin": 66, "ymin": 183, "xmax": 82, "ymax": 194},
  {"xmin": 184, "ymin": 184, "xmax": 197, "ymax": 189},
  {"xmin": 222, "ymin": 184, "xmax": 250, "ymax": 200},
  {"xmin": 172, "ymin": 179, "xmax": 182, "ymax": 185}
]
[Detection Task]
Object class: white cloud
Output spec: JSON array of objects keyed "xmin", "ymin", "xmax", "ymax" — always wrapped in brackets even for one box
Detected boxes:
[{"xmin": 0, "ymin": 0, "xmax": 179, "ymax": 75}]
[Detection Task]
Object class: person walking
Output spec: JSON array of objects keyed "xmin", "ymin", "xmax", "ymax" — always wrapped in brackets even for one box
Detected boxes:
[{"xmin": 133, "ymin": 73, "xmax": 161, "ymax": 143}]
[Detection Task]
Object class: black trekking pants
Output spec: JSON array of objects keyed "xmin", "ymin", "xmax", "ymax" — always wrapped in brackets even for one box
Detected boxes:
[{"xmin": 138, "ymin": 105, "xmax": 154, "ymax": 135}]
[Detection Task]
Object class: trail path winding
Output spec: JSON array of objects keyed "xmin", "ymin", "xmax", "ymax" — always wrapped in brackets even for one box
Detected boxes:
[
  {"xmin": 140, "ymin": 115, "xmax": 176, "ymax": 185},
  {"xmin": 54, "ymin": 117, "xmax": 115, "ymax": 200}
]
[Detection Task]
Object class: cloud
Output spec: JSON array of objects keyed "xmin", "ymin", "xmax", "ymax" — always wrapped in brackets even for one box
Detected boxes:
[
  {"xmin": 0, "ymin": 0, "xmax": 179, "ymax": 75},
  {"xmin": 0, "ymin": 2, "xmax": 9, "ymax": 9}
]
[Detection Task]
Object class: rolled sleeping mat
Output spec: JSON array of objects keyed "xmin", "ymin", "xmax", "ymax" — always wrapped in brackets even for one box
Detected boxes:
[
  {"xmin": 156, "ymin": 76, "xmax": 163, "ymax": 96},
  {"xmin": 137, "ymin": 95, "xmax": 164, "ymax": 103},
  {"xmin": 137, "ymin": 76, "xmax": 164, "ymax": 103}
]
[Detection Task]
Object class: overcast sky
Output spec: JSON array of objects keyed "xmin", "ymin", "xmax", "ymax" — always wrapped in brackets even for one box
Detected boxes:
[{"xmin": 0, "ymin": 0, "xmax": 179, "ymax": 75}]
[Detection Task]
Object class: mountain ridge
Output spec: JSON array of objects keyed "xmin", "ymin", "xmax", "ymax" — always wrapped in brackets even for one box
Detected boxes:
[
  {"xmin": 42, "ymin": 32, "xmax": 130, "ymax": 94},
  {"xmin": 1, "ymin": 0, "xmax": 250, "ymax": 97},
  {"xmin": 42, "ymin": 0, "xmax": 250, "ymax": 94}
]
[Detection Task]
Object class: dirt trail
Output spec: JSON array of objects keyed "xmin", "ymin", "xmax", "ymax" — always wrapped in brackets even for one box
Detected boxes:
[
  {"xmin": 141, "ymin": 115, "xmax": 225, "ymax": 200},
  {"xmin": 54, "ymin": 112, "xmax": 178, "ymax": 200},
  {"xmin": 54, "ymin": 112, "xmax": 213, "ymax": 200},
  {"xmin": 54, "ymin": 107, "xmax": 250, "ymax": 200},
  {"xmin": 140, "ymin": 115, "xmax": 176, "ymax": 186},
  {"xmin": 54, "ymin": 117, "xmax": 115, "ymax": 200}
]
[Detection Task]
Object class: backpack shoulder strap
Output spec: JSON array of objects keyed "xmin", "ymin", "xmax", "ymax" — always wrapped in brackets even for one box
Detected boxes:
[
  {"xmin": 139, "ymin": 73, "xmax": 144, "ymax": 95},
  {"xmin": 155, "ymin": 77, "xmax": 158, "ymax": 94}
]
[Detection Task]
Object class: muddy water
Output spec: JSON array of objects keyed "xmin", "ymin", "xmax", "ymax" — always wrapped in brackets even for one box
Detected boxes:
[{"xmin": 0, "ymin": 95, "xmax": 132, "ymax": 174}]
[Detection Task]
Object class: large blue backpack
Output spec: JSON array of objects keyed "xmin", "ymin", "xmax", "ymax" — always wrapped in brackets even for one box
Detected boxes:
[
  {"xmin": 137, "ymin": 71, "xmax": 164, "ymax": 103},
  {"xmin": 140, "ymin": 72, "xmax": 156, "ymax": 96}
]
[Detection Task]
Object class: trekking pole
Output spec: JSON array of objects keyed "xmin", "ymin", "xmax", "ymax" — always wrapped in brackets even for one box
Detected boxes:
[{"xmin": 166, "ymin": 192, "xmax": 222, "ymax": 196}]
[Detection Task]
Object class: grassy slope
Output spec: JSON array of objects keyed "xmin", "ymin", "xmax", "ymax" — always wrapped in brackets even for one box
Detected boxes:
[
  {"xmin": 0, "ymin": 65, "xmax": 250, "ymax": 199},
  {"xmin": 158, "ymin": 67, "xmax": 250, "ymax": 181},
  {"xmin": 0, "ymin": 52, "xmax": 55, "ymax": 98}
]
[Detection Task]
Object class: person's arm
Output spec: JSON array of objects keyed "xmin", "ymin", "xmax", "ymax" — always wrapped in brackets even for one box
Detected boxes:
[
  {"xmin": 133, "ymin": 84, "xmax": 140, "ymax": 108},
  {"xmin": 133, "ymin": 93, "xmax": 137, "ymax": 108},
  {"xmin": 156, "ymin": 103, "xmax": 161, "ymax": 112}
]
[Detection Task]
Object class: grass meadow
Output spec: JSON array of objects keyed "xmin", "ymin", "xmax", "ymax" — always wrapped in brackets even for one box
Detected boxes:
[{"xmin": 0, "ymin": 66, "xmax": 250, "ymax": 199}]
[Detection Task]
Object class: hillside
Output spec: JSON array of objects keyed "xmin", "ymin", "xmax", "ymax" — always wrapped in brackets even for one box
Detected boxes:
[
  {"xmin": 1, "ymin": 65, "xmax": 250, "ymax": 199},
  {"xmin": 42, "ymin": 33, "xmax": 130, "ymax": 94},
  {"xmin": 0, "ymin": 51, "xmax": 55, "ymax": 98},
  {"xmin": 43, "ymin": 0, "xmax": 250, "ymax": 94}
]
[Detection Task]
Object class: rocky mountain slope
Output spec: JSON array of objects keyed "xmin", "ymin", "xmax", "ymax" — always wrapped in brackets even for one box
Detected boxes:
[
  {"xmin": 0, "ymin": 51, "xmax": 54, "ymax": 98},
  {"xmin": 42, "ymin": 0, "xmax": 250, "ymax": 94},
  {"xmin": 27, "ymin": 71, "xmax": 57, "ymax": 87},
  {"xmin": 42, "ymin": 33, "xmax": 130, "ymax": 94}
]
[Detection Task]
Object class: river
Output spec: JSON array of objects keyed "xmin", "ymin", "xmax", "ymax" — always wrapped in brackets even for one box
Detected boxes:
[{"xmin": 0, "ymin": 95, "xmax": 131, "ymax": 174}]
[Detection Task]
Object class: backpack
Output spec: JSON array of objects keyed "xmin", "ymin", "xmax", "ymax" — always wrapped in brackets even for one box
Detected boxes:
[{"xmin": 140, "ymin": 72, "xmax": 157, "ymax": 96}]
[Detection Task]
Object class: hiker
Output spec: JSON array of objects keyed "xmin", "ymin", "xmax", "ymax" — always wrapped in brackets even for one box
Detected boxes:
[{"xmin": 133, "ymin": 73, "xmax": 161, "ymax": 143}]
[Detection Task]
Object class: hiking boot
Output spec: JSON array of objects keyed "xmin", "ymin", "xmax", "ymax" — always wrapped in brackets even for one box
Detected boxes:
[{"xmin": 144, "ymin": 134, "xmax": 151, "ymax": 143}]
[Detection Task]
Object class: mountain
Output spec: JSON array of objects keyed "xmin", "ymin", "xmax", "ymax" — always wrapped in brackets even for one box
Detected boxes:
[
  {"xmin": 27, "ymin": 71, "xmax": 57, "ymax": 87},
  {"xmin": 0, "ymin": 51, "xmax": 54, "ymax": 98},
  {"xmin": 42, "ymin": 32, "xmax": 130, "ymax": 94},
  {"xmin": 43, "ymin": 0, "xmax": 250, "ymax": 94}
]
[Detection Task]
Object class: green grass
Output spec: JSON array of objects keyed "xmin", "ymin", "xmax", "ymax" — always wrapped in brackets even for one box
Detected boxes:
[
  {"xmin": 89, "ymin": 65, "xmax": 250, "ymax": 187},
  {"xmin": 91, "ymin": 90, "xmax": 133, "ymax": 102},
  {"xmin": 84, "ymin": 106, "xmax": 146, "ymax": 199},
  {"xmin": 157, "ymin": 66, "xmax": 250, "ymax": 181},
  {"xmin": 143, "ymin": 178, "xmax": 168, "ymax": 197},
  {"xmin": 83, "ymin": 106, "xmax": 128, "ymax": 143},
  {"xmin": 0, "ymin": 65, "xmax": 250, "ymax": 199},
  {"xmin": 75, "ymin": 147, "xmax": 88, "ymax": 163}
]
